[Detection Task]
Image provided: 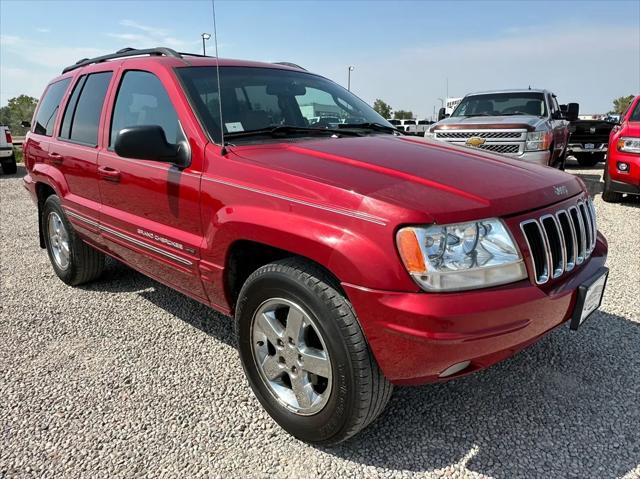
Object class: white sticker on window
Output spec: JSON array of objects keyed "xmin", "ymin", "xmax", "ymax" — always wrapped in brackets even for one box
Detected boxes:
[{"xmin": 225, "ymin": 122, "xmax": 244, "ymax": 132}]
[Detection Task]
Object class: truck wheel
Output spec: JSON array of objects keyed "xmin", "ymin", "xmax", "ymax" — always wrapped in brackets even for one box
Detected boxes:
[
  {"xmin": 576, "ymin": 154, "xmax": 602, "ymax": 167},
  {"xmin": 1, "ymin": 153, "xmax": 17, "ymax": 175},
  {"xmin": 602, "ymin": 169, "xmax": 623, "ymax": 203},
  {"xmin": 42, "ymin": 195, "xmax": 105, "ymax": 285},
  {"xmin": 236, "ymin": 257, "xmax": 393, "ymax": 445}
]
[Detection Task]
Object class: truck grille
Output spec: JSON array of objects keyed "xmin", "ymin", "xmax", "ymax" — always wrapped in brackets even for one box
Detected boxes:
[
  {"xmin": 436, "ymin": 131, "xmax": 524, "ymax": 139},
  {"xmin": 478, "ymin": 144, "xmax": 520, "ymax": 154},
  {"xmin": 520, "ymin": 197, "xmax": 597, "ymax": 284}
]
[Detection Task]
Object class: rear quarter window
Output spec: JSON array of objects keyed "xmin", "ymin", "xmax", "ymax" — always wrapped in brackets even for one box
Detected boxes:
[
  {"xmin": 59, "ymin": 72, "xmax": 113, "ymax": 146},
  {"xmin": 33, "ymin": 78, "xmax": 71, "ymax": 136}
]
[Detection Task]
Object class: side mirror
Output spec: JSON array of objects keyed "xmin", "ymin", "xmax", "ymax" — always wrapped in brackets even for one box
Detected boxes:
[
  {"xmin": 566, "ymin": 103, "xmax": 579, "ymax": 122},
  {"xmin": 21, "ymin": 120, "xmax": 31, "ymax": 128},
  {"xmin": 114, "ymin": 125, "xmax": 190, "ymax": 167},
  {"xmin": 438, "ymin": 107, "xmax": 447, "ymax": 121}
]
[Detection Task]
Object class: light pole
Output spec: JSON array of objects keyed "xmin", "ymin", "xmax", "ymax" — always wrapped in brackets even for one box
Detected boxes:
[
  {"xmin": 201, "ymin": 32, "xmax": 211, "ymax": 56},
  {"xmin": 347, "ymin": 66, "xmax": 354, "ymax": 91}
]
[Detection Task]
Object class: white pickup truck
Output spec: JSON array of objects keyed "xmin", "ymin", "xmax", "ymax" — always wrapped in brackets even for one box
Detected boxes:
[{"xmin": 0, "ymin": 125, "xmax": 17, "ymax": 175}]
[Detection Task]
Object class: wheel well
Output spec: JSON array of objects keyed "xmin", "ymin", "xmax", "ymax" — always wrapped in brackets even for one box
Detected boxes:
[
  {"xmin": 225, "ymin": 240, "xmax": 344, "ymax": 310},
  {"xmin": 35, "ymin": 183, "xmax": 56, "ymax": 248}
]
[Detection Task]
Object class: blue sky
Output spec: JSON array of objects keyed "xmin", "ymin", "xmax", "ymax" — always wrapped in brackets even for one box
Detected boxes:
[{"xmin": 1, "ymin": 0, "xmax": 639, "ymax": 117}]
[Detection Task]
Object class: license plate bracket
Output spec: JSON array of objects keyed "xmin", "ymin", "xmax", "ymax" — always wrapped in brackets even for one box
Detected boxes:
[{"xmin": 570, "ymin": 267, "xmax": 608, "ymax": 330}]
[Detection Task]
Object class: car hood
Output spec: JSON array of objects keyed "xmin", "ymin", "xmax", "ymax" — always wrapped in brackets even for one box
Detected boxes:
[
  {"xmin": 433, "ymin": 115, "xmax": 545, "ymax": 131},
  {"xmin": 229, "ymin": 135, "xmax": 584, "ymax": 224},
  {"xmin": 622, "ymin": 121, "xmax": 640, "ymax": 137}
]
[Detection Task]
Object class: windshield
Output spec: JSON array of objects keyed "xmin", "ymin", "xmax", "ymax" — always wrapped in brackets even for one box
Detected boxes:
[
  {"xmin": 451, "ymin": 92, "xmax": 547, "ymax": 117},
  {"xmin": 630, "ymin": 99, "xmax": 640, "ymax": 122},
  {"xmin": 175, "ymin": 66, "xmax": 392, "ymax": 143}
]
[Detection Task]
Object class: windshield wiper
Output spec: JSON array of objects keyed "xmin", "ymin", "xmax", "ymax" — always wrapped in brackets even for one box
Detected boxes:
[
  {"xmin": 225, "ymin": 125, "xmax": 361, "ymax": 140},
  {"xmin": 337, "ymin": 122, "xmax": 399, "ymax": 134}
]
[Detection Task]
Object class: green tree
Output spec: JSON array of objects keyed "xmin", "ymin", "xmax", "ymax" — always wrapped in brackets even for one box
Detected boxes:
[
  {"xmin": 373, "ymin": 99, "xmax": 392, "ymax": 119},
  {"xmin": 0, "ymin": 95, "xmax": 38, "ymax": 136},
  {"xmin": 393, "ymin": 110, "xmax": 414, "ymax": 120},
  {"xmin": 611, "ymin": 95, "xmax": 635, "ymax": 115}
]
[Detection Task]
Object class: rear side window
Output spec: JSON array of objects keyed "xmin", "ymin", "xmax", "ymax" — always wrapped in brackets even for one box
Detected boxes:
[
  {"xmin": 59, "ymin": 72, "xmax": 112, "ymax": 146},
  {"xmin": 110, "ymin": 70, "xmax": 182, "ymax": 148},
  {"xmin": 33, "ymin": 78, "xmax": 71, "ymax": 136}
]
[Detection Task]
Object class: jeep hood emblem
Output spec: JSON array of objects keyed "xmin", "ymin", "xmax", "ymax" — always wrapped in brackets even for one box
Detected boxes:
[{"xmin": 553, "ymin": 185, "xmax": 569, "ymax": 196}]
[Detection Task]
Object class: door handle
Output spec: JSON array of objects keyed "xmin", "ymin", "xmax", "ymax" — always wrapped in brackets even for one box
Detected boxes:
[
  {"xmin": 48, "ymin": 152, "xmax": 63, "ymax": 164},
  {"xmin": 98, "ymin": 166, "xmax": 121, "ymax": 182}
]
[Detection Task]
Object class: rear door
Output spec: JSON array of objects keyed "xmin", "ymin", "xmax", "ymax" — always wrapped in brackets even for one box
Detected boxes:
[
  {"xmin": 97, "ymin": 67, "xmax": 206, "ymax": 300},
  {"xmin": 51, "ymin": 68, "xmax": 113, "ymax": 243}
]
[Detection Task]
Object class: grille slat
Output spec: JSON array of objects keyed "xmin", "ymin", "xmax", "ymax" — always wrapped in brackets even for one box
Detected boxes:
[
  {"xmin": 478, "ymin": 144, "xmax": 520, "ymax": 154},
  {"xmin": 520, "ymin": 198, "xmax": 596, "ymax": 284},
  {"xmin": 436, "ymin": 131, "xmax": 523, "ymax": 139}
]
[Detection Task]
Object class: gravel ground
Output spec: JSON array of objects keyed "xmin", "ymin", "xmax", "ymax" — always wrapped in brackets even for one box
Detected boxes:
[{"xmin": 1, "ymin": 160, "xmax": 639, "ymax": 479}]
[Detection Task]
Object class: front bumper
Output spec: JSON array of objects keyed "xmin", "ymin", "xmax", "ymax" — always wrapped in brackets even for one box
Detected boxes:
[
  {"xmin": 608, "ymin": 148, "xmax": 640, "ymax": 190},
  {"xmin": 568, "ymin": 143, "xmax": 607, "ymax": 154},
  {"xmin": 344, "ymin": 239, "xmax": 607, "ymax": 385}
]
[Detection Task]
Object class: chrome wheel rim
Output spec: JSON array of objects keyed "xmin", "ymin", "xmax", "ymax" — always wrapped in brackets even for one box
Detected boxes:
[
  {"xmin": 251, "ymin": 298, "xmax": 332, "ymax": 416},
  {"xmin": 47, "ymin": 211, "xmax": 70, "ymax": 270}
]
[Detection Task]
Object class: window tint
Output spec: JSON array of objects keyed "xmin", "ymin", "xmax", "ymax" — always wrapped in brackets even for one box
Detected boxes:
[
  {"xmin": 59, "ymin": 72, "xmax": 112, "ymax": 145},
  {"xmin": 33, "ymin": 78, "xmax": 71, "ymax": 136},
  {"xmin": 110, "ymin": 71, "xmax": 182, "ymax": 147}
]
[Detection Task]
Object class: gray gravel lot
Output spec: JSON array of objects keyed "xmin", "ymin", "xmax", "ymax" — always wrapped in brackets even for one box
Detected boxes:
[{"xmin": 1, "ymin": 160, "xmax": 639, "ymax": 479}]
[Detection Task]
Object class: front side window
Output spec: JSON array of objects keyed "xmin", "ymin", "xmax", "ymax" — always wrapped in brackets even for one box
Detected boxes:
[
  {"xmin": 59, "ymin": 71, "xmax": 112, "ymax": 146},
  {"xmin": 175, "ymin": 66, "xmax": 391, "ymax": 143},
  {"xmin": 451, "ymin": 92, "xmax": 547, "ymax": 118},
  {"xmin": 33, "ymin": 78, "xmax": 71, "ymax": 136},
  {"xmin": 110, "ymin": 70, "xmax": 182, "ymax": 148}
]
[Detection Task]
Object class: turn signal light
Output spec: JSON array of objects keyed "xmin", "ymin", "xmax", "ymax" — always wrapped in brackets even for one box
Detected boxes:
[{"xmin": 396, "ymin": 228, "xmax": 426, "ymax": 274}]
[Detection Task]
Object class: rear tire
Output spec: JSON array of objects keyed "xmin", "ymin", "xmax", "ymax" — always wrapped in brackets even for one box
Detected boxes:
[
  {"xmin": 602, "ymin": 168, "xmax": 623, "ymax": 203},
  {"xmin": 236, "ymin": 257, "xmax": 392, "ymax": 445},
  {"xmin": 1, "ymin": 153, "xmax": 17, "ymax": 175},
  {"xmin": 42, "ymin": 195, "xmax": 105, "ymax": 285},
  {"xmin": 576, "ymin": 154, "xmax": 602, "ymax": 167}
]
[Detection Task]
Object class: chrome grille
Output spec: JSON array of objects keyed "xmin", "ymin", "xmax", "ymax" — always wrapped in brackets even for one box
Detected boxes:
[
  {"xmin": 520, "ymin": 197, "xmax": 597, "ymax": 284},
  {"xmin": 435, "ymin": 131, "xmax": 523, "ymax": 139},
  {"xmin": 478, "ymin": 144, "xmax": 520, "ymax": 154}
]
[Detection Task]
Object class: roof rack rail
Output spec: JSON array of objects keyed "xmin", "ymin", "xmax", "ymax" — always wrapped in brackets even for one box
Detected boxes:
[
  {"xmin": 272, "ymin": 62, "xmax": 307, "ymax": 71},
  {"xmin": 62, "ymin": 47, "xmax": 183, "ymax": 74}
]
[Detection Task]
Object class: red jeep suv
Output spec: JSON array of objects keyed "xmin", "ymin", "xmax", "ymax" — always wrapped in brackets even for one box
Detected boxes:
[
  {"xmin": 603, "ymin": 94, "xmax": 640, "ymax": 202},
  {"xmin": 22, "ymin": 48, "xmax": 608, "ymax": 445}
]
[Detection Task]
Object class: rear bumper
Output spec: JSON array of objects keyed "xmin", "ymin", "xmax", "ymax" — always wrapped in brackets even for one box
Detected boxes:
[
  {"xmin": 0, "ymin": 147, "xmax": 13, "ymax": 158},
  {"xmin": 344, "ymin": 240, "xmax": 607, "ymax": 385}
]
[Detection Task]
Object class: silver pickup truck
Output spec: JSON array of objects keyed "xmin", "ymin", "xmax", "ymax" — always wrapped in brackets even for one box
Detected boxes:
[{"xmin": 425, "ymin": 89, "xmax": 578, "ymax": 169}]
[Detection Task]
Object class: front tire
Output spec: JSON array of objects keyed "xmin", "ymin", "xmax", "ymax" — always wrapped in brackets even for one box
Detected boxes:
[
  {"xmin": 1, "ymin": 153, "xmax": 17, "ymax": 175},
  {"xmin": 236, "ymin": 258, "xmax": 392, "ymax": 445},
  {"xmin": 602, "ymin": 168, "xmax": 623, "ymax": 203},
  {"xmin": 42, "ymin": 195, "xmax": 105, "ymax": 285}
]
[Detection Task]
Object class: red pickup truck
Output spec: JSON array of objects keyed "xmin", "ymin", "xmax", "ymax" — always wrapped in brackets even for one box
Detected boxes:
[
  {"xmin": 23, "ymin": 48, "xmax": 608, "ymax": 445},
  {"xmin": 603, "ymin": 95, "xmax": 640, "ymax": 202}
]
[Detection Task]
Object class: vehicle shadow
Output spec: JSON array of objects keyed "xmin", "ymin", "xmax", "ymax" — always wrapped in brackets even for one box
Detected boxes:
[
  {"xmin": 81, "ymin": 258, "xmax": 236, "ymax": 347},
  {"xmin": 325, "ymin": 311, "xmax": 640, "ymax": 478},
  {"xmin": 0, "ymin": 163, "xmax": 26, "ymax": 180}
]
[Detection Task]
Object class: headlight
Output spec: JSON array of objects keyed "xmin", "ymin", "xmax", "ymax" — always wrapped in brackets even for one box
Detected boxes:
[
  {"xmin": 396, "ymin": 219, "xmax": 527, "ymax": 291},
  {"xmin": 617, "ymin": 137, "xmax": 640, "ymax": 154},
  {"xmin": 525, "ymin": 131, "xmax": 553, "ymax": 151},
  {"xmin": 424, "ymin": 130, "xmax": 435, "ymax": 139}
]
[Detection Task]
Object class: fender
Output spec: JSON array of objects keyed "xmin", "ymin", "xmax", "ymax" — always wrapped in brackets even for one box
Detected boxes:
[
  {"xmin": 199, "ymin": 204, "xmax": 419, "ymax": 309},
  {"xmin": 31, "ymin": 163, "xmax": 69, "ymax": 248}
]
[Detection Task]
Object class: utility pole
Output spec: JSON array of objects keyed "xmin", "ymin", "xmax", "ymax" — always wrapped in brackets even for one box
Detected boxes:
[{"xmin": 347, "ymin": 66, "xmax": 354, "ymax": 91}]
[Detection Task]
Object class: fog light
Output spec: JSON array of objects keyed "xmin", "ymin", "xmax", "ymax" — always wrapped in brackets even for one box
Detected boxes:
[
  {"xmin": 438, "ymin": 360, "xmax": 471, "ymax": 378},
  {"xmin": 617, "ymin": 162, "xmax": 629, "ymax": 172}
]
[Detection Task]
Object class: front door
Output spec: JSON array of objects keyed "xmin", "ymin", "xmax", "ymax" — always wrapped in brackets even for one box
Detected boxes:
[{"xmin": 97, "ymin": 69, "xmax": 206, "ymax": 300}]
